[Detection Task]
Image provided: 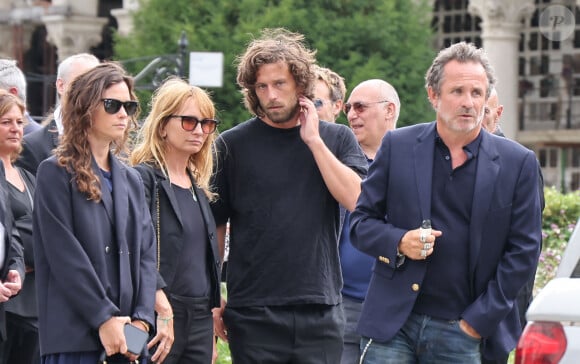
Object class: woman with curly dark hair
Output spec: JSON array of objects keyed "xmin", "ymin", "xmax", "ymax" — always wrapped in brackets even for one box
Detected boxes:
[{"xmin": 32, "ymin": 62, "xmax": 157, "ymax": 364}]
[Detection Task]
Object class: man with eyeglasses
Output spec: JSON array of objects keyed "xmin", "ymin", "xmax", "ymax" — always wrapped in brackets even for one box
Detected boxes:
[
  {"xmin": 339, "ymin": 79, "xmax": 400, "ymax": 364},
  {"xmin": 210, "ymin": 28, "xmax": 367, "ymax": 363},
  {"xmin": 350, "ymin": 42, "xmax": 542, "ymax": 363},
  {"xmin": 17, "ymin": 53, "xmax": 100, "ymax": 175},
  {"xmin": 313, "ymin": 65, "xmax": 346, "ymax": 123}
]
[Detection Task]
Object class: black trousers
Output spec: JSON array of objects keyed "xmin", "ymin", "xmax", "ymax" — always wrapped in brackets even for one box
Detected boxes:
[
  {"xmin": 0, "ymin": 312, "xmax": 40, "ymax": 364},
  {"xmin": 223, "ymin": 303, "xmax": 345, "ymax": 364},
  {"xmin": 162, "ymin": 294, "xmax": 213, "ymax": 364}
]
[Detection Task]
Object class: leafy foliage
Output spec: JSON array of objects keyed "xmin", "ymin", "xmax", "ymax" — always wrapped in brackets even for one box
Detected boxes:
[
  {"xmin": 534, "ymin": 187, "xmax": 580, "ymax": 294},
  {"xmin": 113, "ymin": 0, "xmax": 435, "ymax": 131}
]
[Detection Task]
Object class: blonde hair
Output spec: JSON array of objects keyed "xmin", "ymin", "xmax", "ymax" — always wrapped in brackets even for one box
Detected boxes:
[
  {"xmin": 314, "ymin": 65, "xmax": 346, "ymax": 102},
  {"xmin": 130, "ymin": 77, "xmax": 218, "ymax": 200}
]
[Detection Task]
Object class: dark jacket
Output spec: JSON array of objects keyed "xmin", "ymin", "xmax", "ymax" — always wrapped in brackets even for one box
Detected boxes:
[
  {"xmin": 17, "ymin": 119, "xmax": 59, "ymax": 175},
  {"xmin": 350, "ymin": 122, "xmax": 543, "ymax": 360},
  {"xmin": 0, "ymin": 163, "xmax": 25, "ymax": 341},
  {"xmin": 4, "ymin": 168, "xmax": 36, "ymax": 320},
  {"xmin": 134, "ymin": 164, "xmax": 221, "ymax": 310},
  {"xmin": 33, "ymin": 155, "xmax": 157, "ymax": 355}
]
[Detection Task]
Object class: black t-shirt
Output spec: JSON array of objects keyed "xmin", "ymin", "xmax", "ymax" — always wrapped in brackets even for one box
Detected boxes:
[
  {"xmin": 171, "ymin": 184, "xmax": 210, "ymax": 298},
  {"xmin": 211, "ymin": 117, "xmax": 367, "ymax": 307}
]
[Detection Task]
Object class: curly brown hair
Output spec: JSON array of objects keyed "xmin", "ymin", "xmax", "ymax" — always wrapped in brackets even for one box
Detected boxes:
[
  {"xmin": 236, "ymin": 28, "xmax": 317, "ymax": 117},
  {"xmin": 55, "ymin": 62, "xmax": 139, "ymax": 202}
]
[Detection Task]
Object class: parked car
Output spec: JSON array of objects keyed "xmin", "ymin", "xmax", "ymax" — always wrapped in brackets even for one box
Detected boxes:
[{"xmin": 515, "ymin": 218, "xmax": 580, "ymax": 364}]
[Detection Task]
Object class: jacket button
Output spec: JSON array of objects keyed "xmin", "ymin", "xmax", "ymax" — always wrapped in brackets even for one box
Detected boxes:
[
  {"xmin": 105, "ymin": 246, "xmax": 110, "ymax": 254},
  {"xmin": 209, "ymin": 232, "xmax": 215, "ymax": 239},
  {"xmin": 378, "ymin": 256, "xmax": 390, "ymax": 264},
  {"xmin": 412, "ymin": 284, "xmax": 420, "ymax": 291}
]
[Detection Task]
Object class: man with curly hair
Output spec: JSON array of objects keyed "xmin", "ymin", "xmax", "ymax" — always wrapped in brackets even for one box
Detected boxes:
[{"xmin": 211, "ymin": 28, "xmax": 367, "ymax": 363}]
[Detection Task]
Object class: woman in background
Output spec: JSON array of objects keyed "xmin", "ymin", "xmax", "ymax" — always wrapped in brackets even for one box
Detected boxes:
[
  {"xmin": 131, "ymin": 77, "xmax": 221, "ymax": 364},
  {"xmin": 0, "ymin": 89, "xmax": 36, "ymax": 364},
  {"xmin": 33, "ymin": 63, "xmax": 157, "ymax": 364}
]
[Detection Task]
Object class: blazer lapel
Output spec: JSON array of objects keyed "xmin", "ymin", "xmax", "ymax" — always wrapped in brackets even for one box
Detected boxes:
[
  {"xmin": 189, "ymin": 172, "xmax": 220, "ymax": 270},
  {"xmin": 110, "ymin": 156, "xmax": 133, "ymax": 313},
  {"xmin": 158, "ymin": 177, "xmax": 184, "ymax": 228},
  {"xmin": 413, "ymin": 123, "xmax": 437, "ymax": 221},
  {"xmin": 110, "ymin": 157, "xmax": 129, "ymax": 243},
  {"xmin": 468, "ymin": 132, "xmax": 500, "ymax": 288}
]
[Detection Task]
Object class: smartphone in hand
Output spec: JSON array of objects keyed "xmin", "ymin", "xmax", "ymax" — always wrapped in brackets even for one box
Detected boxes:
[{"xmin": 124, "ymin": 323, "xmax": 148, "ymax": 355}]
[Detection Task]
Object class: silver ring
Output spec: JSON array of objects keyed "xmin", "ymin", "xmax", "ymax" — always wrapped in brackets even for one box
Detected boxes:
[
  {"xmin": 424, "ymin": 243, "xmax": 432, "ymax": 250},
  {"xmin": 420, "ymin": 232, "xmax": 427, "ymax": 243},
  {"xmin": 420, "ymin": 249, "xmax": 427, "ymax": 257}
]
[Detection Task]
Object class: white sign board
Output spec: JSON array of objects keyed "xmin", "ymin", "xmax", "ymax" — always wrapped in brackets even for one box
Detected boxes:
[{"xmin": 189, "ymin": 52, "xmax": 223, "ymax": 88}]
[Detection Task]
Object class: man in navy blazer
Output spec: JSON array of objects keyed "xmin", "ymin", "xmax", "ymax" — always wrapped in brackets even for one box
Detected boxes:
[{"xmin": 350, "ymin": 42, "xmax": 542, "ymax": 363}]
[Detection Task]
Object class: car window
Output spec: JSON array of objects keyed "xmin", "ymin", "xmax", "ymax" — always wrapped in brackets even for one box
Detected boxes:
[{"xmin": 557, "ymin": 217, "xmax": 580, "ymax": 278}]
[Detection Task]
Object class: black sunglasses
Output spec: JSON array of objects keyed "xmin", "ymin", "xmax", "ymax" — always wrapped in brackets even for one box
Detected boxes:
[
  {"xmin": 169, "ymin": 115, "xmax": 219, "ymax": 134},
  {"xmin": 343, "ymin": 100, "xmax": 390, "ymax": 115},
  {"xmin": 101, "ymin": 98, "xmax": 139, "ymax": 116}
]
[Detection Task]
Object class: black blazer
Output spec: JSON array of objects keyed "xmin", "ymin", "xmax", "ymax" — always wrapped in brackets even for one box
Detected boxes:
[
  {"xmin": 134, "ymin": 164, "xmax": 221, "ymax": 310},
  {"xmin": 4, "ymin": 168, "xmax": 37, "ymax": 320},
  {"xmin": 17, "ymin": 118, "xmax": 59, "ymax": 175},
  {"xmin": 0, "ymin": 163, "xmax": 25, "ymax": 341},
  {"xmin": 33, "ymin": 155, "xmax": 157, "ymax": 355}
]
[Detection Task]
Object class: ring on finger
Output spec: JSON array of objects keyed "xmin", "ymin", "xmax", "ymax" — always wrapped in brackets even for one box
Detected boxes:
[
  {"xmin": 420, "ymin": 234, "xmax": 426, "ymax": 243},
  {"xmin": 420, "ymin": 249, "xmax": 427, "ymax": 257},
  {"xmin": 423, "ymin": 243, "xmax": 432, "ymax": 250}
]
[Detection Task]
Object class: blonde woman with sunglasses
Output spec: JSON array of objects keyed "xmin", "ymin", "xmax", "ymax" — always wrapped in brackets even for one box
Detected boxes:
[{"xmin": 130, "ymin": 77, "xmax": 222, "ymax": 364}]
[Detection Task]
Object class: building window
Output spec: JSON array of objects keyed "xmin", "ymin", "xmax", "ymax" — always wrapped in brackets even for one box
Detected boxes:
[
  {"xmin": 572, "ymin": 173, "xmax": 580, "ymax": 191},
  {"xmin": 539, "ymin": 149, "xmax": 547, "ymax": 167},
  {"xmin": 572, "ymin": 147, "xmax": 580, "ymax": 167},
  {"xmin": 549, "ymin": 148, "xmax": 558, "ymax": 168}
]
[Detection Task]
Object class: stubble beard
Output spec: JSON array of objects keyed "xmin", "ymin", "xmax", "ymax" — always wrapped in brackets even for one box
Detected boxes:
[{"xmin": 438, "ymin": 102, "xmax": 485, "ymax": 133}]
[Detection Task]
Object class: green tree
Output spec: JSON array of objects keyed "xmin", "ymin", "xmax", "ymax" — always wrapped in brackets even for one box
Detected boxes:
[{"xmin": 114, "ymin": 0, "xmax": 435, "ymax": 129}]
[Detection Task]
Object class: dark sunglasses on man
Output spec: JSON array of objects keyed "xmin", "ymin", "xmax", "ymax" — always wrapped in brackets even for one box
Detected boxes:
[
  {"xmin": 169, "ymin": 115, "xmax": 219, "ymax": 134},
  {"xmin": 343, "ymin": 100, "xmax": 390, "ymax": 115},
  {"xmin": 101, "ymin": 98, "xmax": 139, "ymax": 116}
]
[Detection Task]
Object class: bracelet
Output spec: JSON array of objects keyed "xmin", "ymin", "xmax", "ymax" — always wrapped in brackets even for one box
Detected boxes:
[
  {"xmin": 134, "ymin": 319, "xmax": 150, "ymax": 333},
  {"xmin": 157, "ymin": 315, "xmax": 173, "ymax": 325}
]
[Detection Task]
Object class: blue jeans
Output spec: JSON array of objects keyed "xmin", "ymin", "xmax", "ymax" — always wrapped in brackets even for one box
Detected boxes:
[{"xmin": 359, "ymin": 313, "xmax": 481, "ymax": 364}]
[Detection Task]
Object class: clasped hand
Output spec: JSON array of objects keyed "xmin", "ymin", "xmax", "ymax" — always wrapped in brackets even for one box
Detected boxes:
[{"xmin": 398, "ymin": 227, "xmax": 442, "ymax": 260}]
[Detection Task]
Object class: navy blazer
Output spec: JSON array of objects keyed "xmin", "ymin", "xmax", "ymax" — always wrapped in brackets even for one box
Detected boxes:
[
  {"xmin": 134, "ymin": 164, "xmax": 221, "ymax": 309},
  {"xmin": 350, "ymin": 122, "xmax": 542, "ymax": 360},
  {"xmin": 0, "ymin": 163, "xmax": 25, "ymax": 341},
  {"xmin": 33, "ymin": 155, "xmax": 157, "ymax": 355}
]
